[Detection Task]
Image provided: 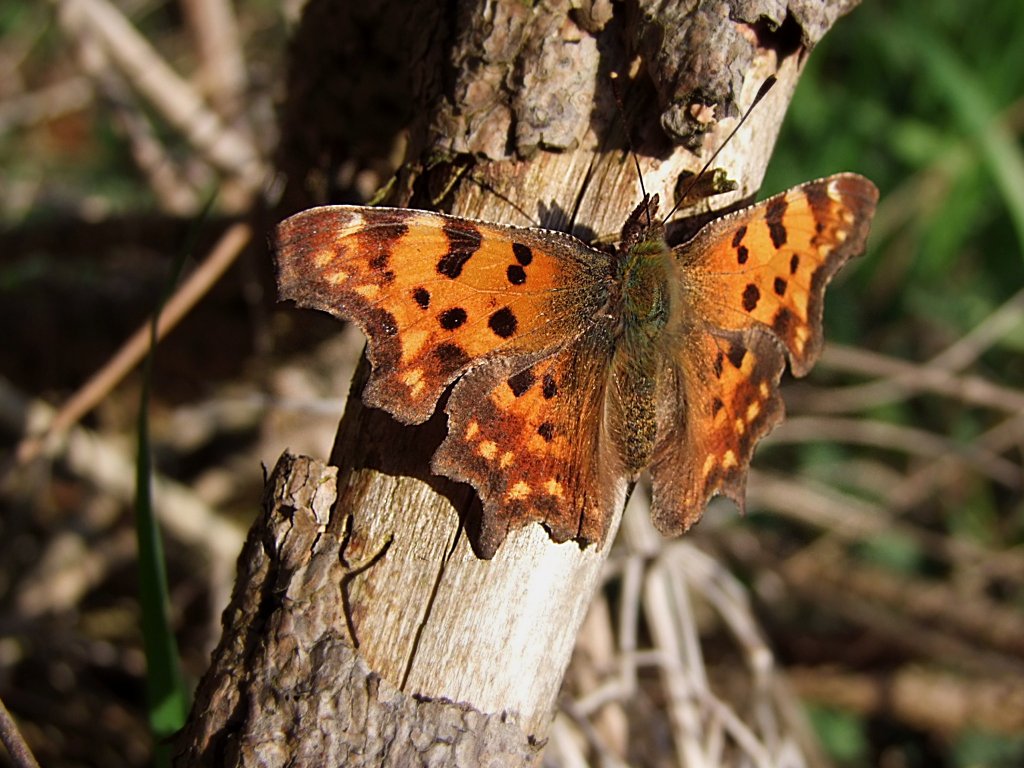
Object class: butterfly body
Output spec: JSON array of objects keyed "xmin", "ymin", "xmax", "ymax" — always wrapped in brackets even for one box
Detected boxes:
[
  {"xmin": 603, "ymin": 196, "xmax": 681, "ymax": 475},
  {"xmin": 275, "ymin": 173, "xmax": 878, "ymax": 556}
]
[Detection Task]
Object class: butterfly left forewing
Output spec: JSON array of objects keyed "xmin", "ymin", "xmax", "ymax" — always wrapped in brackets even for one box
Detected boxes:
[{"xmin": 275, "ymin": 206, "xmax": 608, "ymax": 424}]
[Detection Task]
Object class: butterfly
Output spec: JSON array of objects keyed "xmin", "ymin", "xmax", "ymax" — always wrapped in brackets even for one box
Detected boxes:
[{"xmin": 274, "ymin": 173, "xmax": 878, "ymax": 556}]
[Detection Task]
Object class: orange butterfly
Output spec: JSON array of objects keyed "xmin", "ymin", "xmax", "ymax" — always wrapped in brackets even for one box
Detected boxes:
[{"xmin": 275, "ymin": 174, "xmax": 877, "ymax": 556}]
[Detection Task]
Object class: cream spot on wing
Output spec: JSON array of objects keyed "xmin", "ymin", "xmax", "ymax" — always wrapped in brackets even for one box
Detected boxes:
[
  {"xmin": 355, "ymin": 283, "xmax": 379, "ymax": 298},
  {"xmin": 759, "ymin": 382, "xmax": 770, "ymax": 398},
  {"xmin": 793, "ymin": 289, "xmax": 809, "ymax": 317},
  {"xmin": 313, "ymin": 251, "xmax": 333, "ymax": 268},
  {"xmin": 702, "ymin": 454, "xmax": 716, "ymax": 477},
  {"xmin": 827, "ymin": 179, "xmax": 844, "ymax": 201},
  {"xmin": 499, "ymin": 451, "xmax": 515, "ymax": 469},
  {"xmin": 734, "ymin": 418, "xmax": 746, "ymax": 435},
  {"xmin": 722, "ymin": 450, "xmax": 738, "ymax": 469},
  {"xmin": 746, "ymin": 401, "xmax": 761, "ymax": 421},
  {"xmin": 835, "ymin": 228, "xmax": 848, "ymax": 243},
  {"xmin": 402, "ymin": 368, "xmax": 425, "ymax": 398},
  {"xmin": 544, "ymin": 479, "xmax": 564, "ymax": 498},
  {"xmin": 508, "ymin": 481, "xmax": 531, "ymax": 500},
  {"xmin": 465, "ymin": 420, "xmax": 480, "ymax": 440},
  {"xmin": 326, "ymin": 270, "xmax": 347, "ymax": 285},
  {"xmin": 402, "ymin": 329, "xmax": 428, "ymax": 360},
  {"xmin": 478, "ymin": 440, "xmax": 497, "ymax": 460}
]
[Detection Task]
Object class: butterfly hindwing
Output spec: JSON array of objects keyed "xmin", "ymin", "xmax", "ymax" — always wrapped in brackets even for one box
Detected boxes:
[
  {"xmin": 434, "ymin": 328, "xmax": 624, "ymax": 556},
  {"xmin": 650, "ymin": 326, "xmax": 786, "ymax": 535}
]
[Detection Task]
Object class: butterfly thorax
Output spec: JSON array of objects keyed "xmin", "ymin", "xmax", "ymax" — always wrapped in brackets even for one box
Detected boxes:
[{"xmin": 606, "ymin": 195, "xmax": 678, "ymax": 475}]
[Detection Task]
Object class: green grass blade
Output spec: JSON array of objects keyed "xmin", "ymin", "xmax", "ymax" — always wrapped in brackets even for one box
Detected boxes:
[
  {"xmin": 134, "ymin": 197, "xmax": 217, "ymax": 762},
  {"xmin": 135, "ymin": 322, "xmax": 189, "ymax": 763},
  {"xmin": 888, "ymin": 23, "xmax": 1024, "ymax": 257}
]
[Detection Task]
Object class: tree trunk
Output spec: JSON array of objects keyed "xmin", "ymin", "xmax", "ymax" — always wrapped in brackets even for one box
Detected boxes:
[{"xmin": 175, "ymin": 0, "xmax": 864, "ymax": 764}]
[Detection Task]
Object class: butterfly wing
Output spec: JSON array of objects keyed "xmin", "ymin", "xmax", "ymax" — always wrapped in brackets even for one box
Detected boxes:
[
  {"xmin": 434, "ymin": 328, "xmax": 624, "ymax": 556},
  {"xmin": 275, "ymin": 206, "xmax": 609, "ymax": 423},
  {"xmin": 677, "ymin": 173, "xmax": 878, "ymax": 375},
  {"xmin": 275, "ymin": 205, "xmax": 624, "ymax": 552},
  {"xmin": 650, "ymin": 174, "xmax": 878, "ymax": 535}
]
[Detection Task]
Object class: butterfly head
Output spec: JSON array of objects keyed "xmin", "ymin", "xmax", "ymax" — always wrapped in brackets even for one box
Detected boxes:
[{"xmin": 620, "ymin": 193, "xmax": 665, "ymax": 253}]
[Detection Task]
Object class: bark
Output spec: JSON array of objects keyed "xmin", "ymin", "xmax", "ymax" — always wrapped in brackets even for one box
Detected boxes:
[{"xmin": 176, "ymin": 0, "xmax": 864, "ymax": 764}]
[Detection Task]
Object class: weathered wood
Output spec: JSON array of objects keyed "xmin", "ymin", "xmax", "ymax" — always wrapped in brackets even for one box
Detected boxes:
[{"xmin": 176, "ymin": 0, "xmax": 865, "ymax": 764}]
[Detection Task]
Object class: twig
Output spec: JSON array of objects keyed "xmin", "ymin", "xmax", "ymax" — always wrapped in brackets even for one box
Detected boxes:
[
  {"xmin": 0, "ymin": 76, "xmax": 93, "ymax": 133},
  {"xmin": 780, "ymin": 540, "xmax": 1024, "ymax": 671},
  {"xmin": 0, "ymin": 695, "xmax": 41, "ymax": 768},
  {"xmin": 885, "ymin": 407, "xmax": 1024, "ymax": 512},
  {"xmin": 810, "ymin": 343, "xmax": 1024, "ymax": 414},
  {"xmin": 789, "ymin": 665, "xmax": 1024, "ymax": 736},
  {"xmin": 16, "ymin": 222, "xmax": 252, "ymax": 464},
  {"xmin": 67, "ymin": 23, "xmax": 202, "ymax": 214},
  {"xmin": 180, "ymin": 0, "xmax": 249, "ymax": 124},
  {"xmin": 0, "ymin": 378, "xmax": 246, "ymax": 570},
  {"xmin": 771, "ymin": 415, "xmax": 1020, "ymax": 487},
  {"xmin": 56, "ymin": 0, "xmax": 267, "ymax": 194}
]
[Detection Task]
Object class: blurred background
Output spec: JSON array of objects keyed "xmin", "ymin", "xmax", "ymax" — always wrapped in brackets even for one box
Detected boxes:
[{"xmin": 1, "ymin": 0, "xmax": 1022, "ymax": 766}]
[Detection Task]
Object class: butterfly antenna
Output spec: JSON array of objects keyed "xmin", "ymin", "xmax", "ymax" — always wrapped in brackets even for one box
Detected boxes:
[
  {"xmin": 468, "ymin": 176, "xmax": 540, "ymax": 226},
  {"xmin": 663, "ymin": 75, "xmax": 777, "ymax": 223},
  {"xmin": 610, "ymin": 71, "xmax": 651, "ymax": 226}
]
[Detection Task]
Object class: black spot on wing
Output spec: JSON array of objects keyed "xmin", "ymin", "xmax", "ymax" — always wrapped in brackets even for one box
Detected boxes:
[
  {"xmin": 789, "ymin": 254, "xmax": 800, "ymax": 275},
  {"xmin": 773, "ymin": 277, "xmax": 787, "ymax": 296},
  {"xmin": 742, "ymin": 284, "xmax": 761, "ymax": 312},
  {"xmin": 437, "ymin": 221, "xmax": 482, "ymax": 279},
  {"xmin": 506, "ymin": 264, "xmax": 526, "ymax": 285},
  {"xmin": 413, "ymin": 287, "xmax": 431, "ymax": 309},
  {"xmin": 766, "ymin": 196, "xmax": 788, "ymax": 248},
  {"xmin": 727, "ymin": 344, "xmax": 746, "ymax": 369},
  {"xmin": 542, "ymin": 373, "xmax": 557, "ymax": 399},
  {"xmin": 805, "ymin": 181, "xmax": 829, "ymax": 213},
  {"xmin": 512, "ymin": 242, "xmax": 533, "ymax": 266},
  {"xmin": 714, "ymin": 351, "xmax": 725, "ymax": 378},
  {"xmin": 439, "ymin": 307, "xmax": 467, "ymax": 330},
  {"xmin": 507, "ymin": 368, "xmax": 535, "ymax": 397},
  {"xmin": 732, "ymin": 226, "xmax": 747, "ymax": 248},
  {"xmin": 488, "ymin": 307, "xmax": 518, "ymax": 339},
  {"xmin": 434, "ymin": 342, "xmax": 468, "ymax": 369},
  {"xmin": 378, "ymin": 313, "xmax": 398, "ymax": 337},
  {"xmin": 773, "ymin": 308, "xmax": 794, "ymax": 338},
  {"xmin": 537, "ymin": 422, "xmax": 554, "ymax": 441}
]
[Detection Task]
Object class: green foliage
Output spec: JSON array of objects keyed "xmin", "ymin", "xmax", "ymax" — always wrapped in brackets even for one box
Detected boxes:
[
  {"xmin": 806, "ymin": 705, "xmax": 869, "ymax": 765},
  {"xmin": 765, "ymin": 0, "xmax": 1024, "ymax": 762},
  {"xmin": 954, "ymin": 730, "xmax": 1024, "ymax": 768},
  {"xmin": 766, "ymin": 0, "xmax": 1024, "ymax": 347}
]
